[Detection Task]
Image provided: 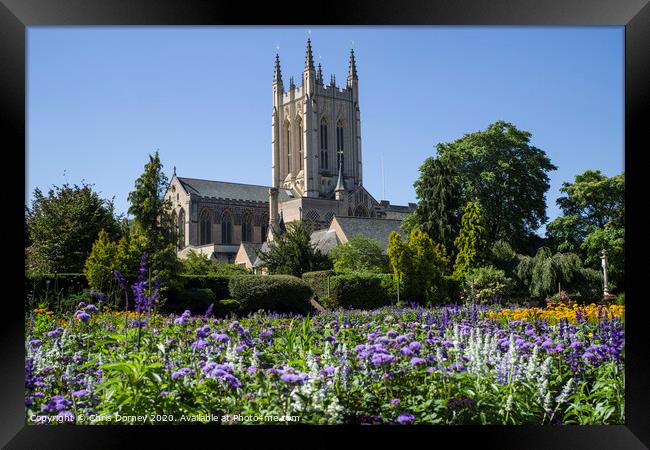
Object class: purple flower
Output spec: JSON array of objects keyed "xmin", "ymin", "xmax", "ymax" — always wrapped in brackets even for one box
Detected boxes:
[
  {"xmin": 280, "ymin": 373, "xmax": 306, "ymax": 384},
  {"xmin": 72, "ymin": 389, "xmax": 89, "ymax": 398},
  {"xmin": 46, "ymin": 328, "xmax": 64, "ymax": 339},
  {"xmin": 390, "ymin": 398, "xmax": 401, "ymax": 407},
  {"xmin": 386, "ymin": 330, "xmax": 398, "ymax": 338},
  {"xmin": 408, "ymin": 341, "xmax": 422, "ymax": 352},
  {"xmin": 171, "ymin": 367, "xmax": 193, "ymax": 380},
  {"xmin": 84, "ymin": 304, "xmax": 99, "ymax": 314},
  {"xmin": 29, "ymin": 339, "xmax": 42, "ymax": 348},
  {"xmin": 41, "ymin": 395, "xmax": 72, "ymax": 413},
  {"xmin": 410, "ymin": 357, "xmax": 426, "ymax": 366},
  {"xmin": 370, "ymin": 353, "xmax": 396, "ymax": 366},
  {"xmin": 204, "ymin": 303, "xmax": 214, "ymax": 318},
  {"xmin": 113, "ymin": 270, "xmax": 127, "ymax": 290},
  {"xmin": 212, "ymin": 333, "xmax": 230, "ymax": 343},
  {"xmin": 319, "ymin": 367, "xmax": 335, "ymax": 377},
  {"xmin": 174, "ymin": 310, "xmax": 191, "ymax": 325},
  {"xmin": 75, "ymin": 310, "xmax": 90, "ymax": 323},
  {"xmin": 397, "ymin": 413, "xmax": 415, "ymax": 425}
]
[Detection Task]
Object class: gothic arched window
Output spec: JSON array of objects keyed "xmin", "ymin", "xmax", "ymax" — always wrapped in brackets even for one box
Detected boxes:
[
  {"xmin": 336, "ymin": 121, "xmax": 344, "ymax": 171},
  {"xmin": 199, "ymin": 209, "xmax": 212, "ymax": 245},
  {"xmin": 177, "ymin": 208, "xmax": 186, "ymax": 249},
  {"xmin": 221, "ymin": 211, "xmax": 233, "ymax": 244},
  {"xmin": 284, "ymin": 121, "xmax": 291, "ymax": 174},
  {"xmin": 260, "ymin": 214, "xmax": 269, "ymax": 242},
  {"xmin": 320, "ymin": 118, "xmax": 328, "ymax": 169},
  {"xmin": 297, "ymin": 118, "xmax": 303, "ymax": 171},
  {"xmin": 354, "ymin": 204, "xmax": 369, "ymax": 217},
  {"xmin": 241, "ymin": 213, "xmax": 253, "ymax": 243},
  {"xmin": 171, "ymin": 210, "xmax": 178, "ymax": 246}
]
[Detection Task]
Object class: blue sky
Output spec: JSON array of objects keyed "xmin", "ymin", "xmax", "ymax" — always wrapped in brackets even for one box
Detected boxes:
[{"xmin": 27, "ymin": 26, "xmax": 624, "ymax": 235}]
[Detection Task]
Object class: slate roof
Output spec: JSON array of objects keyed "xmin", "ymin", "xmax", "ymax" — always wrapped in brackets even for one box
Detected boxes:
[
  {"xmin": 252, "ymin": 241, "xmax": 270, "ymax": 268},
  {"xmin": 333, "ymin": 216, "xmax": 405, "ymax": 251},
  {"xmin": 177, "ymin": 177, "xmax": 295, "ymax": 203},
  {"xmin": 310, "ymin": 228, "xmax": 341, "ymax": 255},
  {"xmin": 240, "ymin": 242, "xmax": 263, "ymax": 261}
]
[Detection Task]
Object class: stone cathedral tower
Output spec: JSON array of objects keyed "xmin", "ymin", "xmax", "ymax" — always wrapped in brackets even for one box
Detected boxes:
[{"xmin": 272, "ymin": 38, "xmax": 362, "ymax": 200}]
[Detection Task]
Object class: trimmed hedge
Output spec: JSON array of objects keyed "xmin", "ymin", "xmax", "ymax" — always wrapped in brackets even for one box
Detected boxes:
[
  {"xmin": 215, "ymin": 299, "xmax": 241, "ymax": 316},
  {"xmin": 229, "ymin": 275, "xmax": 313, "ymax": 314},
  {"xmin": 178, "ymin": 275, "xmax": 232, "ymax": 300},
  {"xmin": 302, "ymin": 270, "xmax": 334, "ymax": 302},
  {"xmin": 165, "ymin": 288, "xmax": 215, "ymax": 315},
  {"xmin": 325, "ymin": 273, "xmax": 392, "ymax": 310}
]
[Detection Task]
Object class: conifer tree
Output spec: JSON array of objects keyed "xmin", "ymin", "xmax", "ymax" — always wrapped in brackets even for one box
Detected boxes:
[{"xmin": 453, "ymin": 201, "xmax": 489, "ymax": 280}]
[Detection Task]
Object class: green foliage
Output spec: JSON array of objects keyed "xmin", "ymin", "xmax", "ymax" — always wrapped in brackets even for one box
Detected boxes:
[
  {"xmin": 25, "ymin": 273, "xmax": 89, "ymax": 313},
  {"xmin": 324, "ymin": 273, "xmax": 392, "ymax": 310},
  {"xmin": 165, "ymin": 288, "xmax": 216, "ymax": 314},
  {"xmin": 546, "ymin": 170, "xmax": 624, "ymax": 291},
  {"xmin": 405, "ymin": 157, "xmax": 462, "ymax": 254},
  {"xmin": 177, "ymin": 274, "xmax": 233, "ymax": 300},
  {"xmin": 615, "ymin": 293, "xmax": 625, "ymax": 306},
  {"xmin": 228, "ymin": 274, "xmax": 313, "ymax": 314},
  {"xmin": 329, "ymin": 235, "xmax": 389, "ymax": 273},
  {"xmin": 180, "ymin": 249, "xmax": 218, "ymax": 275},
  {"xmin": 436, "ymin": 121, "xmax": 557, "ymax": 250},
  {"xmin": 215, "ymin": 299, "xmax": 241, "ymax": 316},
  {"xmin": 453, "ymin": 201, "xmax": 489, "ymax": 280},
  {"xmin": 301, "ymin": 270, "xmax": 335, "ymax": 303},
  {"xmin": 26, "ymin": 182, "xmax": 122, "ymax": 273},
  {"xmin": 387, "ymin": 228, "xmax": 449, "ymax": 305},
  {"xmin": 83, "ymin": 229, "xmax": 119, "ymax": 292},
  {"xmin": 256, "ymin": 221, "xmax": 331, "ymax": 277},
  {"xmin": 461, "ymin": 266, "xmax": 513, "ymax": 303},
  {"xmin": 515, "ymin": 247, "xmax": 601, "ymax": 301},
  {"xmin": 124, "ymin": 152, "xmax": 181, "ymax": 290}
]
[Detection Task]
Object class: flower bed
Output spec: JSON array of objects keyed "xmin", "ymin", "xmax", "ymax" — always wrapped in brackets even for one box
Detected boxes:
[{"xmin": 25, "ymin": 303, "xmax": 624, "ymax": 425}]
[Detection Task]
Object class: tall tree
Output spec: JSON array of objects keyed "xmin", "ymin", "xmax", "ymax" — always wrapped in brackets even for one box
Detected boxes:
[
  {"xmin": 546, "ymin": 170, "xmax": 624, "ymax": 291},
  {"xmin": 387, "ymin": 228, "xmax": 449, "ymax": 304},
  {"xmin": 453, "ymin": 201, "xmax": 489, "ymax": 280},
  {"xmin": 26, "ymin": 182, "xmax": 121, "ymax": 273},
  {"xmin": 126, "ymin": 151, "xmax": 180, "ymax": 288},
  {"xmin": 405, "ymin": 157, "xmax": 461, "ymax": 255},
  {"xmin": 256, "ymin": 221, "xmax": 331, "ymax": 277},
  {"xmin": 436, "ymin": 121, "xmax": 557, "ymax": 251}
]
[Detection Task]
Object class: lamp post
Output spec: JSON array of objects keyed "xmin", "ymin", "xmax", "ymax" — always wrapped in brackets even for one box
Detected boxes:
[{"xmin": 601, "ymin": 249, "xmax": 609, "ymax": 298}]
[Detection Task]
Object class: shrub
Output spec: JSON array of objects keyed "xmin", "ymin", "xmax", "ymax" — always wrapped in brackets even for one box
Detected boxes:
[
  {"xmin": 329, "ymin": 236, "xmax": 389, "ymax": 273},
  {"xmin": 178, "ymin": 275, "xmax": 232, "ymax": 300},
  {"xmin": 461, "ymin": 266, "xmax": 513, "ymax": 303},
  {"xmin": 302, "ymin": 270, "xmax": 334, "ymax": 302},
  {"xmin": 325, "ymin": 273, "xmax": 392, "ymax": 310},
  {"xmin": 164, "ymin": 288, "xmax": 215, "ymax": 314},
  {"xmin": 228, "ymin": 275, "xmax": 313, "ymax": 314},
  {"xmin": 215, "ymin": 299, "xmax": 241, "ymax": 316}
]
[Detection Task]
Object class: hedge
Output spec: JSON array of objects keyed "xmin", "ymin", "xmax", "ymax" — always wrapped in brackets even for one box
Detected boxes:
[
  {"xmin": 177, "ymin": 275, "xmax": 232, "ymax": 300},
  {"xmin": 229, "ymin": 275, "xmax": 313, "ymax": 314},
  {"xmin": 325, "ymin": 273, "xmax": 393, "ymax": 310},
  {"xmin": 302, "ymin": 270, "xmax": 334, "ymax": 302}
]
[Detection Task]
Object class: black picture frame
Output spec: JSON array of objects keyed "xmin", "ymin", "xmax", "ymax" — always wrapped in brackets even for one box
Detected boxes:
[{"xmin": 2, "ymin": 0, "xmax": 648, "ymax": 448}]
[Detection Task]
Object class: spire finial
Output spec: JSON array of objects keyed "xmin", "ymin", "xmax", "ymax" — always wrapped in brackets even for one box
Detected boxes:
[
  {"xmin": 289, "ymin": 76, "xmax": 295, "ymax": 89},
  {"xmin": 317, "ymin": 62, "xmax": 323, "ymax": 85},
  {"xmin": 335, "ymin": 152, "xmax": 345, "ymax": 198},
  {"xmin": 173, "ymin": 166, "xmax": 176, "ymax": 176},
  {"xmin": 305, "ymin": 35, "xmax": 315, "ymax": 72},
  {"xmin": 347, "ymin": 47, "xmax": 358, "ymax": 83},
  {"xmin": 273, "ymin": 49, "xmax": 283, "ymax": 85}
]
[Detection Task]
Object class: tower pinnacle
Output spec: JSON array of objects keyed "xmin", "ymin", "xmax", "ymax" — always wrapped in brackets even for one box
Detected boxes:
[
  {"xmin": 273, "ymin": 51, "xmax": 283, "ymax": 85},
  {"xmin": 305, "ymin": 37, "xmax": 315, "ymax": 72},
  {"xmin": 347, "ymin": 48, "xmax": 358, "ymax": 83}
]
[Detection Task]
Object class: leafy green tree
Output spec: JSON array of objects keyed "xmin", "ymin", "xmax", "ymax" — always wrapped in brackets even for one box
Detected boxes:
[
  {"xmin": 462, "ymin": 266, "xmax": 513, "ymax": 303},
  {"xmin": 387, "ymin": 228, "xmax": 449, "ymax": 304},
  {"xmin": 256, "ymin": 221, "xmax": 331, "ymax": 277},
  {"xmin": 436, "ymin": 121, "xmax": 557, "ymax": 250},
  {"xmin": 26, "ymin": 182, "xmax": 122, "ymax": 274},
  {"xmin": 515, "ymin": 247, "xmax": 602, "ymax": 300},
  {"xmin": 546, "ymin": 170, "xmax": 624, "ymax": 291},
  {"xmin": 329, "ymin": 235, "xmax": 389, "ymax": 273},
  {"xmin": 405, "ymin": 157, "xmax": 461, "ymax": 254},
  {"xmin": 126, "ymin": 151, "xmax": 181, "ymax": 289},
  {"xmin": 453, "ymin": 201, "xmax": 489, "ymax": 280},
  {"xmin": 83, "ymin": 229, "xmax": 119, "ymax": 291},
  {"xmin": 180, "ymin": 249, "xmax": 218, "ymax": 275}
]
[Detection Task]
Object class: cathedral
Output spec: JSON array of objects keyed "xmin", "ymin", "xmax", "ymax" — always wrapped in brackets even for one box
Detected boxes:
[{"xmin": 164, "ymin": 38, "xmax": 415, "ymax": 266}]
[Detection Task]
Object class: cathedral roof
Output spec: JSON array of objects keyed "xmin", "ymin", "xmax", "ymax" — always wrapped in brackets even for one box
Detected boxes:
[
  {"xmin": 332, "ymin": 216, "xmax": 405, "ymax": 252},
  {"xmin": 310, "ymin": 228, "xmax": 340, "ymax": 255},
  {"xmin": 177, "ymin": 177, "xmax": 294, "ymax": 203}
]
